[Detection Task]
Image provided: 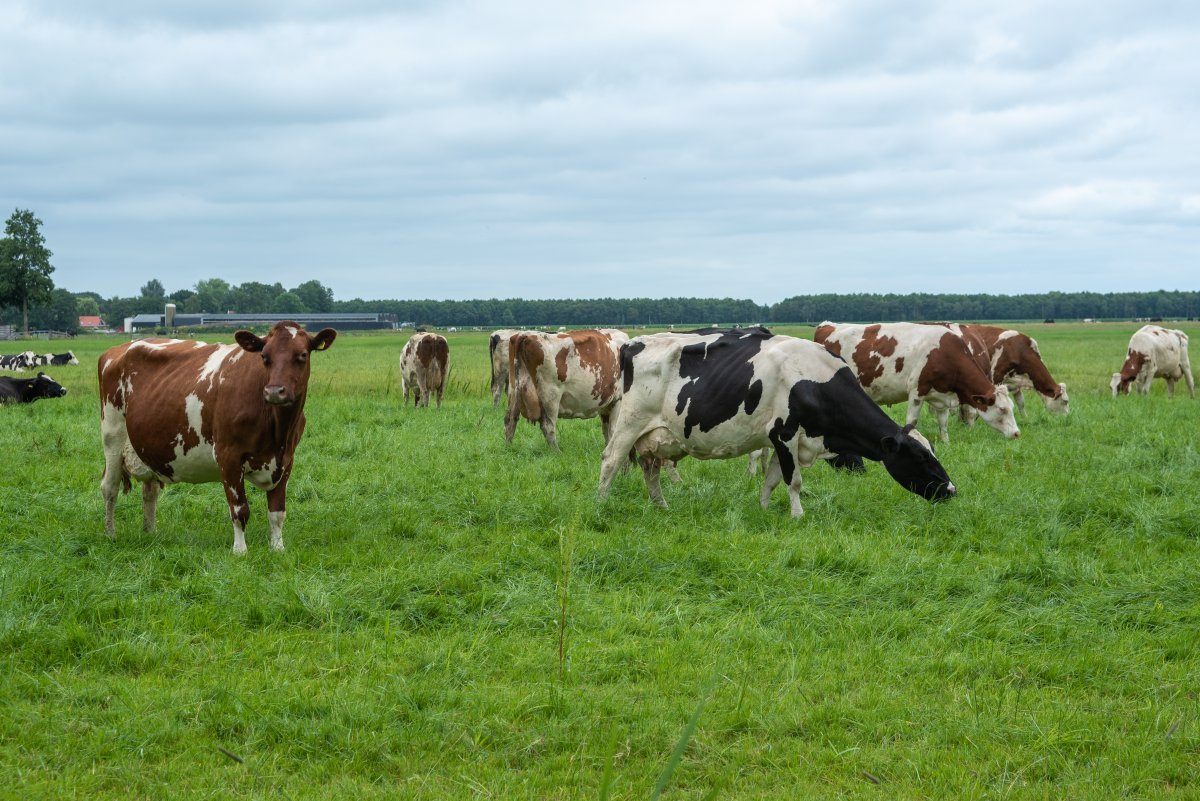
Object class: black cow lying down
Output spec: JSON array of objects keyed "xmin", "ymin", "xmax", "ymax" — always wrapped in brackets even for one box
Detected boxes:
[
  {"xmin": 0, "ymin": 373, "xmax": 68, "ymax": 404},
  {"xmin": 598, "ymin": 328, "xmax": 955, "ymax": 517}
]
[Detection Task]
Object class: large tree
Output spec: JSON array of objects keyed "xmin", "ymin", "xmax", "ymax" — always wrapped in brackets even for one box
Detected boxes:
[{"xmin": 0, "ymin": 209, "xmax": 55, "ymax": 334}]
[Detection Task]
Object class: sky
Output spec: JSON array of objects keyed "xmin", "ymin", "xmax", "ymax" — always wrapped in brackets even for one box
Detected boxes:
[{"xmin": 2, "ymin": 1, "xmax": 1198, "ymax": 305}]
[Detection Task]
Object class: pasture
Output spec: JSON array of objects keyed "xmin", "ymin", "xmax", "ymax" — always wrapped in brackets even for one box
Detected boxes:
[{"xmin": 1, "ymin": 322, "xmax": 1198, "ymax": 800}]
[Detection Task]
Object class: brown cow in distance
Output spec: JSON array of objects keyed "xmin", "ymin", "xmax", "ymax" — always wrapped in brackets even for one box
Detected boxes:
[
  {"xmin": 99, "ymin": 321, "xmax": 336, "ymax": 553},
  {"xmin": 400, "ymin": 332, "xmax": 450, "ymax": 408},
  {"xmin": 505, "ymin": 328, "xmax": 627, "ymax": 449}
]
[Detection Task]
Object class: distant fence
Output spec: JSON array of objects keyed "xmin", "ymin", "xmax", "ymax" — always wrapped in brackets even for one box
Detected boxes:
[{"xmin": 0, "ymin": 328, "xmax": 74, "ymax": 340}]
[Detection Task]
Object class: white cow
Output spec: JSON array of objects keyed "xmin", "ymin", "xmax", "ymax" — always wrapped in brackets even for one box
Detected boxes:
[{"xmin": 1111, "ymin": 326, "xmax": 1194, "ymax": 398}]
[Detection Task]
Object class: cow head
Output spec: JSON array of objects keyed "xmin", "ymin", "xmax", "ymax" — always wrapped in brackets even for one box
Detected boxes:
[
  {"xmin": 1110, "ymin": 372, "xmax": 1132, "ymax": 397},
  {"xmin": 973, "ymin": 384, "xmax": 1020, "ymax": 439},
  {"xmin": 1044, "ymin": 382, "xmax": 1069, "ymax": 415},
  {"xmin": 879, "ymin": 424, "xmax": 955, "ymax": 502},
  {"xmin": 29, "ymin": 372, "xmax": 68, "ymax": 400},
  {"xmin": 235, "ymin": 322, "xmax": 337, "ymax": 406}
]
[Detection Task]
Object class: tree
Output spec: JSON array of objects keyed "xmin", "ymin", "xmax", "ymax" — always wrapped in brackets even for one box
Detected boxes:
[
  {"xmin": 29, "ymin": 288, "xmax": 81, "ymax": 334},
  {"xmin": 0, "ymin": 209, "xmax": 55, "ymax": 334},
  {"xmin": 272, "ymin": 291, "xmax": 309, "ymax": 314},
  {"xmin": 76, "ymin": 294, "xmax": 101, "ymax": 316},
  {"xmin": 293, "ymin": 280, "xmax": 334, "ymax": 313},
  {"xmin": 232, "ymin": 281, "xmax": 280, "ymax": 313},
  {"xmin": 194, "ymin": 278, "xmax": 232, "ymax": 313},
  {"xmin": 141, "ymin": 279, "xmax": 166, "ymax": 303}
]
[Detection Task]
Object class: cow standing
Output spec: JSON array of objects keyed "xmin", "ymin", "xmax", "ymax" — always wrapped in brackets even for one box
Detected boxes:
[
  {"xmin": 488, "ymin": 329, "xmax": 522, "ymax": 407},
  {"xmin": 400, "ymin": 332, "xmax": 450, "ymax": 408},
  {"xmin": 815, "ymin": 321, "xmax": 1019, "ymax": 443},
  {"xmin": 0, "ymin": 372, "xmax": 68, "ymax": 403},
  {"xmin": 954, "ymin": 324, "xmax": 1068, "ymax": 416},
  {"xmin": 99, "ymin": 321, "xmax": 336, "ymax": 553},
  {"xmin": 505, "ymin": 328, "xmax": 627, "ymax": 449},
  {"xmin": 598, "ymin": 329, "xmax": 954, "ymax": 517},
  {"xmin": 1111, "ymin": 325, "xmax": 1194, "ymax": 398}
]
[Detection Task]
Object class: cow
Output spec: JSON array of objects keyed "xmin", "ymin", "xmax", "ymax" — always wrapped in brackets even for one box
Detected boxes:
[
  {"xmin": 0, "ymin": 351, "xmax": 37, "ymax": 371},
  {"xmin": 1111, "ymin": 325, "xmax": 1194, "ymax": 398},
  {"xmin": 597, "ymin": 328, "xmax": 955, "ymax": 517},
  {"xmin": 0, "ymin": 372, "xmax": 68, "ymax": 403},
  {"xmin": 954, "ymin": 325, "xmax": 1068, "ymax": 417},
  {"xmin": 400, "ymin": 332, "xmax": 450, "ymax": 408},
  {"xmin": 505, "ymin": 328, "xmax": 628, "ymax": 449},
  {"xmin": 98, "ymin": 321, "xmax": 337, "ymax": 553},
  {"xmin": 33, "ymin": 351, "xmax": 79, "ymax": 367},
  {"xmin": 814, "ymin": 322, "xmax": 1019, "ymax": 443},
  {"xmin": 488, "ymin": 329, "xmax": 523, "ymax": 407}
]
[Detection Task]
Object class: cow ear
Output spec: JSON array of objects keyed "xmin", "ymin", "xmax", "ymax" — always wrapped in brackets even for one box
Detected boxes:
[
  {"xmin": 971, "ymin": 392, "xmax": 993, "ymax": 407},
  {"xmin": 881, "ymin": 432, "xmax": 902, "ymax": 454},
  {"xmin": 235, "ymin": 330, "xmax": 265, "ymax": 353},
  {"xmin": 310, "ymin": 328, "xmax": 337, "ymax": 352}
]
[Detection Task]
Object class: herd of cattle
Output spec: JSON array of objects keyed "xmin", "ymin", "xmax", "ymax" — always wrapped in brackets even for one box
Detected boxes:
[{"xmin": 0, "ymin": 323, "xmax": 1192, "ymax": 552}]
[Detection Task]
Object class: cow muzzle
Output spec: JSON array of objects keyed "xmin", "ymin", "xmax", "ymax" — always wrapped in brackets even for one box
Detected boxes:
[{"xmin": 264, "ymin": 386, "xmax": 294, "ymax": 406}]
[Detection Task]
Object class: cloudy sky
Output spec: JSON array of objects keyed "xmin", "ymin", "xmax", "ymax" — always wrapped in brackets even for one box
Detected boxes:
[{"xmin": 3, "ymin": 1, "xmax": 1198, "ymax": 304}]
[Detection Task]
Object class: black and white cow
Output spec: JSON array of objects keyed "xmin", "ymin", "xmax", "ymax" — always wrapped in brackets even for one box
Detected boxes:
[
  {"xmin": 0, "ymin": 351, "xmax": 37, "ymax": 371},
  {"xmin": 0, "ymin": 372, "xmax": 68, "ymax": 403},
  {"xmin": 598, "ymin": 328, "xmax": 955, "ymax": 517},
  {"xmin": 34, "ymin": 351, "xmax": 79, "ymax": 367}
]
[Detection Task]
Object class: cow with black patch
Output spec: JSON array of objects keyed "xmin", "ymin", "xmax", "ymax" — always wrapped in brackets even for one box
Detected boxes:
[
  {"xmin": 505, "ymin": 328, "xmax": 628, "ymax": 449},
  {"xmin": 598, "ymin": 329, "xmax": 955, "ymax": 517},
  {"xmin": 815, "ymin": 321, "xmax": 1020, "ymax": 443},
  {"xmin": 0, "ymin": 351, "xmax": 37, "ymax": 371},
  {"xmin": 1111, "ymin": 325, "xmax": 1194, "ymax": 398},
  {"xmin": 0, "ymin": 372, "xmax": 68, "ymax": 404},
  {"xmin": 98, "ymin": 321, "xmax": 336, "ymax": 553},
  {"xmin": 33, "ymin": 351, "xmax": 79, "ymax": 367},
  {"xmin": 400, "ymin": 332, "xmax": 450, "ymax": 408}
]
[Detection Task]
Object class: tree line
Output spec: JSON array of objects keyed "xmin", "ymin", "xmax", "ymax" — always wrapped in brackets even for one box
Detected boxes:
[{"xmin": 3, "ymin": 208, "xmax": 1199, "ymax": 334}]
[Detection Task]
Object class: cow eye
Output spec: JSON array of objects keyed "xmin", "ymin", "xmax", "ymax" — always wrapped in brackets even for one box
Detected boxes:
[
  {"xmin": 297, "ymin": 352, "xmax": 308, "ymax": 364},
  {"xmin": 261, "ymin": 354, "xmax": 270, "ymax": 365}
]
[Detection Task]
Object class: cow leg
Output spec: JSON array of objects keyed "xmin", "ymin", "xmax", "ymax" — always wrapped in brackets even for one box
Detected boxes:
[
  {"xmin": 640, "ymin": 457, "xmax": 667, "ymax": 508},
  {"xmin": 958, "ymin": 403, "xmax": 977, "ymax": 426},
  {"xmin": 266, "ymin": 478, "xmax": 290, "ymax": 552},
  {"xmin": 905, "ymin": 396, "xmax": 924, "ymax": 428},
  {"xmin": 503, "ymin": 393, "xmax": 521, "ymax": 442},
  {"xmin": 598, "ymin": 427, "xmax": 642, "ymax": 500},
  {"xmin": 142, "ymin": 480, "xmax": 161, "ymax": 532},
  {"xmin": 665, "ymin": 460, "xmax": 682, "ymax": 483},
  {"xmin": 100, "ymin": 420, "xmax": 128, "ymax": 540},
  {"xmin": 539, "ymin": 397, "xmax": 560, "ymax": 450},
  {"xmin": 222, "ymin": 480, "xmax": 252, "ymax": 554},
  {"xmin": 1166, "ymin": 377, "xmax": 1175, "ymax": 398},
  {"xmin": 1013, "ymin": 387, "xmax": 1026, "ymax": 414},
  {"xmin": 933, "ymin": 405, "xmax": 951, "ymax": 443},
  {"xmin": 760, "ymin": 455, "xmax": 782, "ymax": 508}
]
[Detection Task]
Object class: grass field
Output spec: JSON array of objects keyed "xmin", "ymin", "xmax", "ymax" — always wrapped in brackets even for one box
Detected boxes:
[{"xmin": 1, "ymin": 322, "xmax": 1198, "ymax": 800}]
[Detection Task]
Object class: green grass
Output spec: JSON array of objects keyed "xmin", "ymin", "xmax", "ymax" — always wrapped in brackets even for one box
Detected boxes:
[{"xmin": 1, "ymin": 323, "xmax": 1198, "ymax": 799}]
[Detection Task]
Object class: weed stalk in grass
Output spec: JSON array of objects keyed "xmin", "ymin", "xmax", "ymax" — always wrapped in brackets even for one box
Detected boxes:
[{"xmin": 557, "ymin": 523, "xmax": 576, "ymax": 681}]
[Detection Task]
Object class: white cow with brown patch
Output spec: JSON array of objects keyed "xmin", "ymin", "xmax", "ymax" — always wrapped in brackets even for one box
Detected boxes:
[
  {"xmin": 504, "ymin": 328, "xmax": 628, "ymax": 449},
  {"xmin": 815, "ymin": 321, "xmax": 1019, "ymax": 443},
  {"xmin": 1111, "ymin": 325, "xmax": 1194, "ymax": 398},
  {"xmin": 400, "ymin": 332, "xmax": 450, "ymax": 408}
]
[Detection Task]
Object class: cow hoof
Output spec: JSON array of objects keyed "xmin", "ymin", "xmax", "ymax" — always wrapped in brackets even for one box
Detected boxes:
[
  {"xmin": 271, "ymin": 542, "xmax": 285, "ymax": 553},
  {"xmin": 232, "ymin": 543, "xmax": 248, "ymax": 555}
]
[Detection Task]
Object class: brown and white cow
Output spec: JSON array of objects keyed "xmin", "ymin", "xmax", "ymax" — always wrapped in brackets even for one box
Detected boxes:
[
  {"xmin": 400, "ymin": 332, "xmax": 450, "ymax": 408},
  {"xmin": 1111, "ymin": 325, "xmax": 1194, "ymax": 398},
  {"xmin": 99, "ymin": 321, "xmax": 336, "ymax": 553},
  {"xmin": 505, "ymin": 328, "xmax": 628, "ymax": 449},
  {"xmin": 815, "ymin": 321, "xmax": 1019, "ymax": 443},
  {"xmin": 951, "ymin": 324, "xmax": 1068, "ymax": 419},
  {"xmin": 488, "ymin": 329, "xmax": 524, "ymax": 407}
]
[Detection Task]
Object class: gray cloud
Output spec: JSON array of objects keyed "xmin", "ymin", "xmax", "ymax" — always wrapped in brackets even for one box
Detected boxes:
[{"xmin": 2, "ymin": 0, "xmax": 1198, "ymax": 303}]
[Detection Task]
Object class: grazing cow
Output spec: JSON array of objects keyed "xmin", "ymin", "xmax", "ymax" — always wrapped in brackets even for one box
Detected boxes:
[
  {"xmin": 488, "ymin": 329, "xmax": 523, "ymax": 407},
  {"xmin": 815, "ymin": 322, "xmax": 1019, "ymax": 443},
  {"xmin": 98, "ymin": 321, "xmax": 336, "ymax": 553},
  {"xmin": 1111, "ymin": 325, "xmax": 1194, "ymax": 398},
  {"xmin": 0, "ymin": 351, "xmax": 36, "ymax": 371},
  {"xmin": 0, "ymin": 372, "xmax": 68, "ymax": 404},
  {"xmin": 400, "ymin": 332, "xmax": 450, "ymax": 408},
  {"xmin": 598, "ymin": 328, "xmax": 954, "ymax": 517},
  {"xmin": 505, "ymin": 328, "xmax": 628, "ymax": 449},
  {"xmin": 954, "ymin": 325, "xmax": 1068, "ymax": 416},
  {"xmin": 33, "ymin": 351, "xmax": 79, "ymax": 367}
]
